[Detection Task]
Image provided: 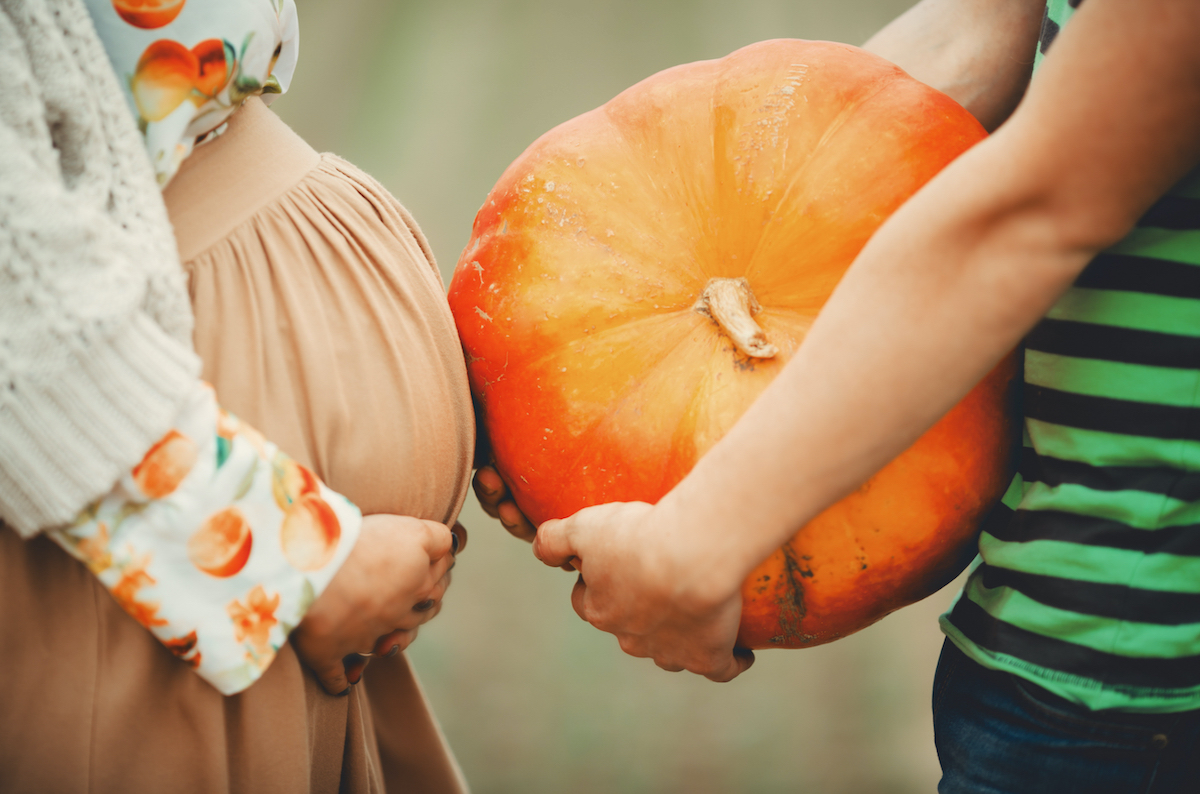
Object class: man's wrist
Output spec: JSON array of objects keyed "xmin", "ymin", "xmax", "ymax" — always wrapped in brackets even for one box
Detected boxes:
[{"xmin": 655, "ymin": 489, "xmax": 767, "ymax": 610}]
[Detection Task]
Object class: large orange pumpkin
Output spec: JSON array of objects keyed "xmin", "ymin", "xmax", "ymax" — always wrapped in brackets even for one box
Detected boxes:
[{"xmin": 449, "ymin": 39, "xmax": 1018, "ymax": 649}]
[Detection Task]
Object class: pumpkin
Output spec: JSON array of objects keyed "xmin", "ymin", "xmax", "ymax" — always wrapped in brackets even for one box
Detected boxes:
[{"xmin": 449, "ymin": 39, "xmax": 1017, "ymax": 648}]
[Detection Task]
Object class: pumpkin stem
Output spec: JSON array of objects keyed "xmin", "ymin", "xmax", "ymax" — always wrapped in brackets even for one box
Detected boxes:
[{"xmin": 693, "ymin": 277, "xmax": 778, "ymax": 359}]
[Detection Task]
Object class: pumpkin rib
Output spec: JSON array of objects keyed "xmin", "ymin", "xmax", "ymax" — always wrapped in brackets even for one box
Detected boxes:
[
  {"xmin": 678, "ymin": 332, "xmax": 789, "ymax": 459},
  {"xmin": 602, "ymin": 181, "xmax": 714, "ymax": 292},
  {"xmin": 499, "ymin": 312, "xmax": 715, "ymax": 509},
  {"xmin": 518, "ymin": 306, "xmax": 703, "ymax": 373},
  {"xmin": 598, "ymin": 76, "xmax": 721, "ymax": 287},
  {"xmin": 706, "ymin": 46, "xmax": 906, "ymax": 292},
  {"xmin": 781, "ymin": 74, "xmax": 886, "ymax": 180},
  {"xmin": 741, "ymin": 77, "xmax": 904, "ymax": 286}
]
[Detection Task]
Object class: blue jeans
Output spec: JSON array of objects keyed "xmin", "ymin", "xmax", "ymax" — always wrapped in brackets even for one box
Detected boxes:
[{"xmin": 932, "ymin": 638, "xmax": 1200, "ymax": 794}]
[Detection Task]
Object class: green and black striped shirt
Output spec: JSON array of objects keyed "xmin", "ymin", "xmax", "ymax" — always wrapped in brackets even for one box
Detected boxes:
[{"xmin": 940, "ymin": 0, "xmax": 1200, "ymax": 713}]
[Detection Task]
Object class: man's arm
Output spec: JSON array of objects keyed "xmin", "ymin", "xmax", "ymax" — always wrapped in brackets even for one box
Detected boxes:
[
  {"xmin": 862, "ymin": 0, "xmax": 1045, "ymax": 131},
  {"xmin": 534, "ymin": 0, "xmax": 1200, "ymax": 681},
  {"xmin": 472, "ymin": 0, "xmax": 1041, "ymax": 537}
]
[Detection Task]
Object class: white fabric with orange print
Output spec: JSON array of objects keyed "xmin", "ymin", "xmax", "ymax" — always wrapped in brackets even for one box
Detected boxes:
[
  {"xmin": 85, "ymin": 0, "xmax": 298, "ymax": 185},
  {"xmin": 47, "ymin": 382, "xmax": 361, "ymax": 695}
]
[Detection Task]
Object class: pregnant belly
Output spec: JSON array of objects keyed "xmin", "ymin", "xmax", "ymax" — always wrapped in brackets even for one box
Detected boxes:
[{"xmin": 167, "ymin": 105, "xmax": 474, "ymax": 524}]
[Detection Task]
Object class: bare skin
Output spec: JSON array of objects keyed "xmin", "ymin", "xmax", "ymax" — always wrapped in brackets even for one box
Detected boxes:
[
  {"xmin": 292, "ymin": 515, "xmax": 466, "ymax": 694},
  {"xmin": 474, "ymin": 465, "xmax": 534, "ymax": 542},
  {"xmin": 863, "ymin": 0, "xmax": 1045, "ymax": 132},
  {"xmin": 482, "ymin": 0, "xmax": 1200, "ymax": 681}
]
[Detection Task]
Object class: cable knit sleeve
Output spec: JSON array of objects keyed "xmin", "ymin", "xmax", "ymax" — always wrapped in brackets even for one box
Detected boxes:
[{"xmin": 0, "ymin": 0, "xmax": 201, "ymax": 536}]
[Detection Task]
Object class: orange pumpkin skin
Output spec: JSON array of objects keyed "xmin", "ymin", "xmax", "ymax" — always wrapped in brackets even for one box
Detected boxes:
[{"xmin": 449, "ymin": 39, "xmax": 1018, "ymax": 649}]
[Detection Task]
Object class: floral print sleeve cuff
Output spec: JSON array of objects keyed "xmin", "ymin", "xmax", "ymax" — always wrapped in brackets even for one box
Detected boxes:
[{"xmin": 47, "ymin": 382, "xmax": 361, "ymax": 695}]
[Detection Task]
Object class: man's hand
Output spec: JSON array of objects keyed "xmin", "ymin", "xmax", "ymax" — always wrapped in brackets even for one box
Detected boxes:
[
  {"xmin": 489, "ymin": 0, "xmax": 1200, "ymax": 691},
  {"xmin": 473, "ymin": 465, "xmax": 536, "ymax": 542},
  {"xmin": 533, "ymin": 501, "xmax": 754, "ymax": 682},
  {"xmin": 292, "ymin": 514, "xmax": 463, "ymax": 695},
  {"xmin": 471, "ymin": 398, "xmax": 537, "ymax": 542}
]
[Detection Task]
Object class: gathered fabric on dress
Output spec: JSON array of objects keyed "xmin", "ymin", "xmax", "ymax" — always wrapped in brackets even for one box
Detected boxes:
[
  {"xmin": 172, "ymin": 96, "xmax": 477, "ymax": 792},
  {"xmin": 172, "ymin": 97, "xmax": 474, "ymax": 526}
]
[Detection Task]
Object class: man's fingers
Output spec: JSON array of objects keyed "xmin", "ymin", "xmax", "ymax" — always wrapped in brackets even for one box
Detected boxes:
[
  {"xmin": 498, "ymin": 501, "xmax": 536, "ymax": 542},
  {"xmin": 569, "ymin": 572, "xmax": 588, "ymax": 623},
  {"xmin": 474, "ymin": 467, "xmax": 537, "ymax": 541},
  {"xmin": 617, "ymin": 635, "xmax": 650, "ymax": 659},
  {"xmin": 472, "ymin": 467, "xmax": 507, "ymax": 513},
  {"xmin": 533, "ymin": 518, "xmax": 577, "ymax": 567},
  {"xmin": 701, "ymin": 648, "xmax": 756, "ymax": 683},
  {"xmin": 535, "ymin": 501, "xmax": 649, "ymax": 564}
]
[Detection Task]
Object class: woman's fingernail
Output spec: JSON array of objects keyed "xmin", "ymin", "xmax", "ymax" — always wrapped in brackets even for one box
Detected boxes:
[
  {"xmin": 348, "ymin": 670, "xmax": 362, "ymax": 685},
  {"xmin": 413, "ymin": 598, "xmax": 436, "ymax": 613},
  {"xmin": 386, "ymin": 644, "xmax": 400, "ymax": 658},
  {"xmin": 336, "ymin": 686, "xmax": 351, "ymax": 697}
]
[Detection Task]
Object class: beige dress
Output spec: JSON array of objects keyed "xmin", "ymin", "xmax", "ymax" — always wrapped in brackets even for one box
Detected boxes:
[{"xmin": 0, "ymin": 97, "xmax": 475, "ymax": 793}]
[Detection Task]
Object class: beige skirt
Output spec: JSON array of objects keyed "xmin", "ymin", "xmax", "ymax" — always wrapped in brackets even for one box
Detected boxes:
[{"xmin": 0, "ymin": 98, "xmax": 475, "ymax": 793}]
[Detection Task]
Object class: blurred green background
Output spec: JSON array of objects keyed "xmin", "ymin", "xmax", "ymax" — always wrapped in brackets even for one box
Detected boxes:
[{"xmin": 274, "ymin": 1, "xmax": 970, "ymax": 792}]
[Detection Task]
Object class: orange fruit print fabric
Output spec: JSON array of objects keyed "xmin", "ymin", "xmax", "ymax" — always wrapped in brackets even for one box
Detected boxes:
[
  {"xmin": 83, "ymin": 0, "xmax": 299, "ymax": 185},
  {"xmin": 46, "ymin": 383, "xmax": 362, "ymax": 695}
]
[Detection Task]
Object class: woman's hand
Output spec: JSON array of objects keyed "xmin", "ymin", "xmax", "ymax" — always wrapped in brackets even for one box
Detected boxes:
[
  {"xmin": 292, "ymin": 514, "xmax": 464, "ymax": 695},
  {"xmin": 473, "ymin": 465, "xmax": 535, "ymax": 542},
  {"xmin": 533, "ymin": 501, "xmax": 754, "ymax": 682}
]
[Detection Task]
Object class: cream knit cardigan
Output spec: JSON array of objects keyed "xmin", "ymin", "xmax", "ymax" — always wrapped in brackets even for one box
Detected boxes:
[{"xmin": 0, "ymin": 0, "xmax": 200, "ymax": 536}]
